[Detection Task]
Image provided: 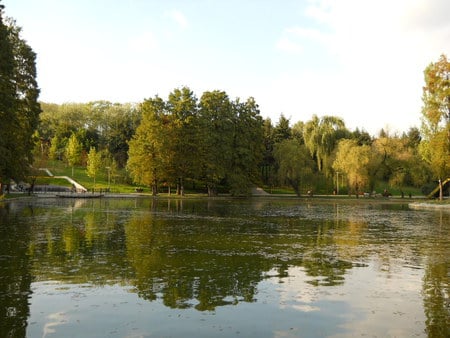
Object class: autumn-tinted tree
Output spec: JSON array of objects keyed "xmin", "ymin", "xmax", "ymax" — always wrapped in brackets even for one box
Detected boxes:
[
  {"xmin": 333, "ymin": 139, "xmax": 371, "ymax": 196},
  {"xmin": 420, "ymin": 54, "xmax": 450, "ymax": 199},
  {"xmin": 0, "ymin": 5, "xmax": 40, "ymax": 194}
]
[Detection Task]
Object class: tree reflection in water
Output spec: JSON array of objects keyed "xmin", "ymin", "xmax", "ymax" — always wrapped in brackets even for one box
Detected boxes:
[
  {"xmin": 0, "ymin": 203, "xmax": 33, "ymax": 338},
  {"xmin": 0, "ymin": 198, "xmax": 448, "ymax": 337}
]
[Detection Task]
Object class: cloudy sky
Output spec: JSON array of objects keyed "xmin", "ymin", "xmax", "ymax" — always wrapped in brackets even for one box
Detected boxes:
[{"xmin": 4, "ymin": 0, "xmax": 450, "ymax": 134}]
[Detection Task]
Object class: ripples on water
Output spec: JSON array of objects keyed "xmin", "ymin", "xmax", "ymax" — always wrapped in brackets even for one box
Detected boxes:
[{"xmin": 0, "ymin": 198, "xmax": 449, "ymax": 337}]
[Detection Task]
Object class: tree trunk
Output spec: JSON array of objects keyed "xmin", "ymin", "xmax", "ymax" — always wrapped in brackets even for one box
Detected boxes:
[
  {"xmin": 287, "ymin": 178, "xmax": 301, "ymax": 197},
  {"xmin": 439, "ymin": 179, "xmax": 443, "ymax": 201},
  {"xmin": 177, "ymin": 177, "xmax": 184, "ymax": 196},
  {"xmin": 207, "ymin": 184, "xmax": 217, "ymax": 197}
]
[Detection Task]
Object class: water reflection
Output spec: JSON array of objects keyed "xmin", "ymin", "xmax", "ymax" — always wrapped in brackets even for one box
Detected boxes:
[
  {"xmin": 0, "ymin": 203, "xmax": 33, "ymax": 338},
  {"xmin": 0, "ymin": 198, "xmax": 449, "ymax": 337}
]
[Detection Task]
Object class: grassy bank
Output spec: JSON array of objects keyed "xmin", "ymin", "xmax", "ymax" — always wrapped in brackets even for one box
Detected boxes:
[{"xmin": 32, "ymin": 160, "xmax": 426, "ymax": 197}]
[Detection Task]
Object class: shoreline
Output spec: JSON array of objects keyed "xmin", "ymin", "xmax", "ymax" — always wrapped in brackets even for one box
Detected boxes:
[{"xmin": 1, "ymin": 192, "xmax": 432, "ymax": 202}]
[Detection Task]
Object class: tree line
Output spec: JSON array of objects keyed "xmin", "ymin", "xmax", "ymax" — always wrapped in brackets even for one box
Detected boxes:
[
  {"xmin": 1, "ymin": 1, "xmax": 449, "ymax": 198},
  {"xmin": 31, "ymin": 85, "xmax": 438, "ymax": 197}
]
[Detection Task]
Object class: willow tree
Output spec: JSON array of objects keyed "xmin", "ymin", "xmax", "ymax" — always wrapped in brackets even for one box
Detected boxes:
[
  {"xmin": 420, "ymin": 54, "xmax": 450, "ymax": 200},
  {"xmin": 0, "ymin": 5, "xmax": 41, "ymax": 194},
  {"xmin": 303, "ymin": 115, "xmax": 347, "ymax": 174},
  {"xmin": 274, "ymin": 139, "xmax": 314, "ymax": 196}
]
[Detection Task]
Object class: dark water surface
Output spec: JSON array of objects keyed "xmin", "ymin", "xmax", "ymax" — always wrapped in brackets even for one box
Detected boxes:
[{"xmin": 0, "ymin": 197, "xmax": 449, "ymax": 337}]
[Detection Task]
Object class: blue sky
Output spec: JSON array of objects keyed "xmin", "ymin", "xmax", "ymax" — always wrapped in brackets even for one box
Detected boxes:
[{"xmin": 4, "ymin": 0, "xmax": 450, "ymax": 134}]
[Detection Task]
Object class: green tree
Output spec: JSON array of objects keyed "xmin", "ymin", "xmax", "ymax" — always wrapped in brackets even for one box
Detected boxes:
[
  {"xmin": 261, "ymin": 118, "xmax": 276, "ymax": 186},
  {"xmin": 272, "ymin": 114, "xmax": 291, "ymax": 143},
  {"xmin": 420, "ymin": 54, "xmax": 450, "ymax": 200},
  {"xmin": 198, "ymin": 90, "xmax": 234, "ymax": 196},
  {"xmin": 127, "ymin": 96, "xmax": 167, "ymax": 195},
  {"xmin": 103, "ymin": 103, "xmax": 140, "ymax": 167},
  {"xmin": 303, "ymin": 115, "xmax": 347, "ymax": 174},
  {"xmin": 351, "ymin": 128, "xmax": 373, "ymax": 146},
  {"xmin": 49, "ymin": 135, "xmax": 62, "ymax": 161},
  {"xmin": 86, "ymin": 147, "xmax": 101, "ymax": 190},
  {"xmin": 274, "ymin": 139, "xmax": 314, "ymax": 196},
  {"xmin": 0, "ymin": 5, "xmax": 40, "ymax": 194},
  {"xmin": 228, "ymin": 97, "xmax": 264, "ymax": 196},
  {"xmin": 166, "ymin": 87, "xmax": 199, "ymax": 195},
  {"xmin": 65, "ymin": 133, "xmax": 82, "ymax": 177}
]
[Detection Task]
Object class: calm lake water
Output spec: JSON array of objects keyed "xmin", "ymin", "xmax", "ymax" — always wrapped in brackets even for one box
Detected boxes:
[{"xmin": 0, "ymin": 197, "xmax": 449, "ymax": 338}]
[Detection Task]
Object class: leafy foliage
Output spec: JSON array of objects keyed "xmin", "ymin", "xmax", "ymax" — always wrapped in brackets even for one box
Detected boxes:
[
  {"xmin": 274, "ymin": 139, "xmax": 314, "ymax": 196},
  {"xmin": 420, "ymin": 54, "xmax": 450, "ymax": 199},
  {"xmin": 0, "ymin": 6, "xmax": 40, "ymax": 193},
  {"xmin": 86, "ymin": 147, "xmax": 102, "ymax": 189}
]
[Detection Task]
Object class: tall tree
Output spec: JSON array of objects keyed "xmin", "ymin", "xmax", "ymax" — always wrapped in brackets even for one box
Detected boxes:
[
  {"xmin": 420, "ymin": 54, "xmax": 450, "ymax": 200},
  {"xmin": 0, "ymin": 5, "xmax": 40, "ymax": 194},
  {"xmin": 272, "ymin": 114, "xmax": 291, "ymax": 144},
  {"xmin": 198, "ymin": 90, "xmax": 234, "ymax": 196},
  {"xmin": 166, "ymin": 87, "xmax": 199, "ymax": 195},
  {"xmin": 261, "ymin": 118, "xmax": 276, "ymax": 186},
  {"xmin": 228, "ymin": 97, "xmax": 264, "ymax": 196},
  {"xmin": 127, "ymin": 96, "xmax": 167, "ymax": 195}
]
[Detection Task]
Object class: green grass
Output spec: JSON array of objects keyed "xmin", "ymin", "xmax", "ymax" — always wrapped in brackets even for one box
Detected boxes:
[
  {"xmin": 39, "ymin": 160, "xmax": 142, "ymax": 193},
  {"xmin": 35, "ymin": 176, "xmax": 72, "ymax": 187},
  {"xmin": 32, "ymin": 160, "xmax": 429, "ymax": 197}
]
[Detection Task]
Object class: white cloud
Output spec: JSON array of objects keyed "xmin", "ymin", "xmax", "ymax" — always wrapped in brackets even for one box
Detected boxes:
[
  {"xmin": 128, "ymin": 31, "xmax": 160, "ymax": 53},
  {"xmin": 273, "ymin": 0, "xmax": 450, "ymax": 133},
  {"xmin": 276, "ymin": 36, "xmax": 303, "ymax": 54},
  {"xmin": 286, "ymin": 27, "xmax": 328, "ymax": 43},
  {"xmin": 165, "ymin": 10, "xmax": 189, "ymax": 30},
  {"xmin": 276, "ymin": 26, "xmax": 329, "ymax": 54}
]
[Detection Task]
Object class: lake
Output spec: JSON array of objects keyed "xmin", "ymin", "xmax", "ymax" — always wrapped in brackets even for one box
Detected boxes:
[{"xmin": 0, "ymin": 197, "xmax": 449, "ymax": 337}]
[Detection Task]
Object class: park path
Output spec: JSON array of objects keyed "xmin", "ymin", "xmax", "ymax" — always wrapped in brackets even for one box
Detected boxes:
[
  {"xmin": 251, "ymin": 187, "xmax": 270, "ymax": 196},
  {"xmin": 39, "ymin": 168, "xmax": 87, "ymax": 192}
]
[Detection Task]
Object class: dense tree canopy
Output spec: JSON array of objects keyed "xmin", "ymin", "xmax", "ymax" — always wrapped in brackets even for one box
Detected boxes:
[
  {"xmin": 39, "ymin": 101, "xmax": 140, "ymax": 168},
  {"xmin": 0, "ymin": 4, "xmax": 41, "ymax": 194},
  {"xmin": 127, "ymin": 87, "xmax": 264, "ymax": 196}
]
